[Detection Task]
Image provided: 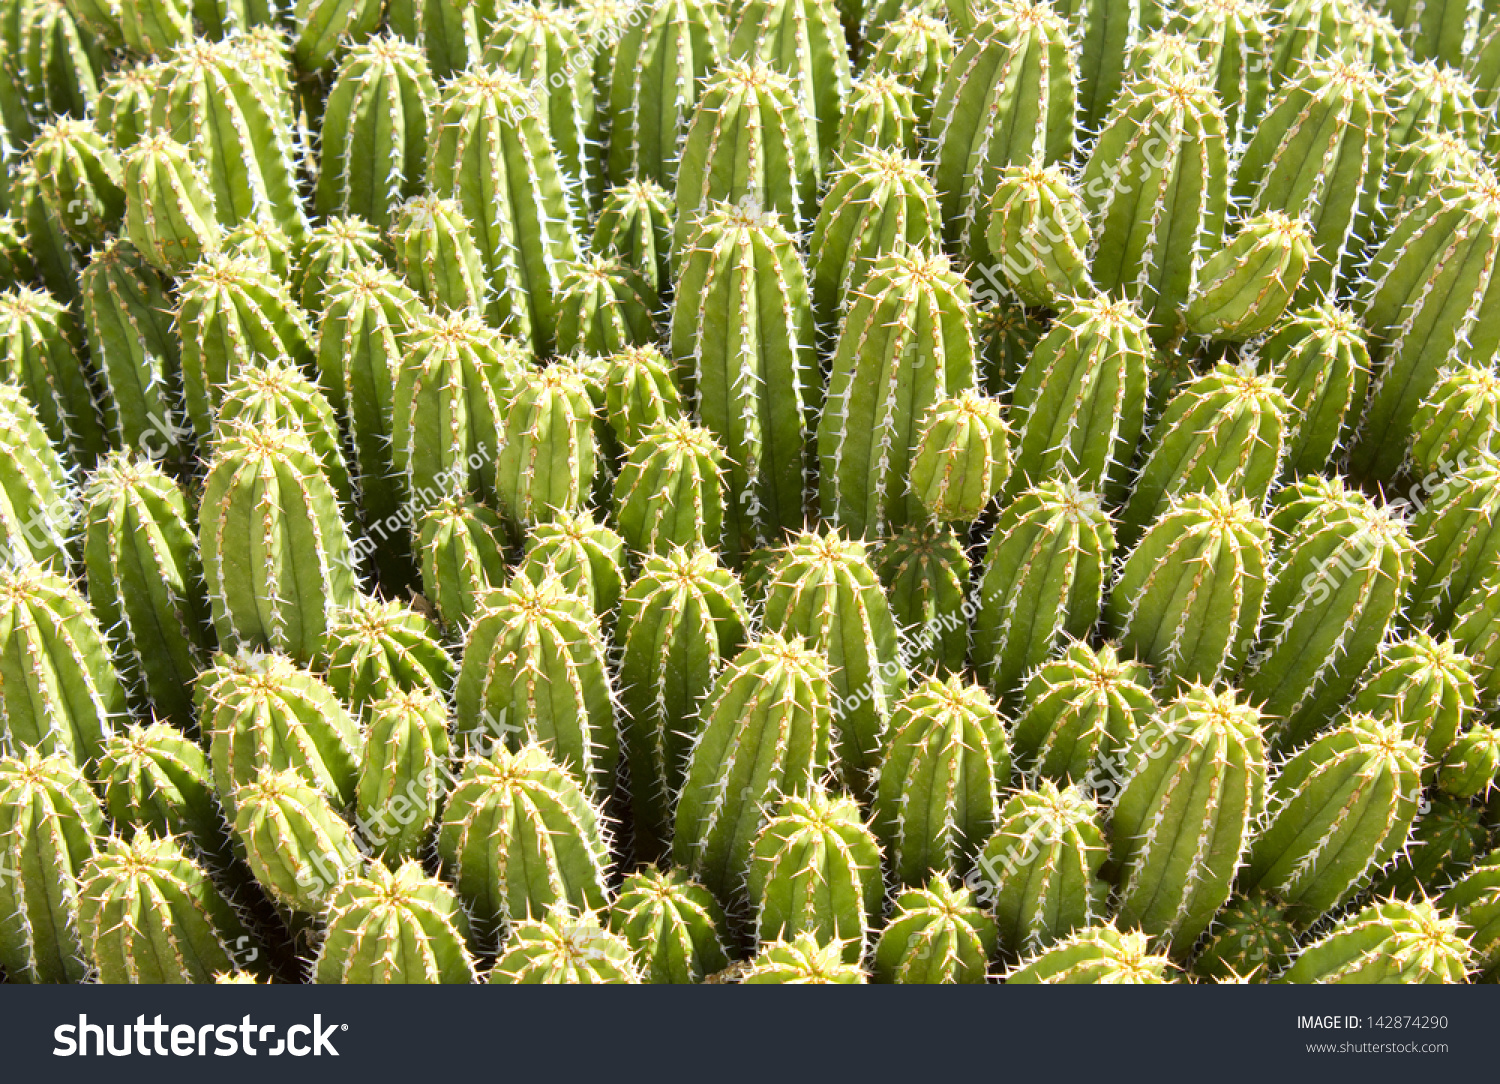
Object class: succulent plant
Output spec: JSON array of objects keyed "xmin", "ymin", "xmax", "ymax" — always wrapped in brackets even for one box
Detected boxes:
[
  {"xmin": 1374, "ymin": 796, "xmax": 1488, "ymax": 900},
  {"xmin": 1110, "ymin": 684, "xmax": 1267, "ymax": 954},
  {"xmin": 1259, "ymin": 303, "xmax": 1370, "ymax": 479},
  {"xmin": 1280, "ymin": 898, "xmax": 1471, "ymax": 984},
  {"xmin": 78, "ymin": 834, "xmax": 251, "ymax": 985},
  {"xmin": 1192, "ymin": 894, "xmax": 1298, "ymax": 981},
  {"xmin": 1438, "ymin": 725, "xmax": 1500, "ymax": 799},
  {"xmin": 1010, "ymin": 641, "xmax": 1154, "ymax": 784},
  {"xmin": 0, "ymin": 285, "xmax": 106, "ymax": 466},
  {"xmin": 610, "ymin": 867, "xmax": 730, "ymax": 984},
  {"xmin": 0, "ymin": 384, "xmax": 73, "ymax": 573},
  {"xmin": 982, "ymin": 164, "xmax": 1093, "ymax": 309},
  {"xmin": 233, "ymin": 769, "xmax": 365, "ymax": 915},
  {"xmin": 740, "ymin": 931, "xmax": 867, "ymax": 983},
  {"xmin": 874, "ymin": 876, "xmax": 997, "ymax": 984},
  {"xmin": 727, "ymin": 0, "xmax": 851, "ymax": 167},
  {"xmin": 614, "ymin": 419, "xmax": 726, "ymax": 555},
  {"xmin": 391, "ymin": 195, "xmax": 486, "ymax": 317},
  {"xmin": 909, "ymin": 392, "xmax": 1010, "ymax": 525},
  {"xmin": 975, "ymin": 478, "xmax": 1113, "ymax": 702},
  {"xmin": 873, "ymin": 676, "xmax": 1008, "ymax": 886},
  {"xmin": 438, "ymin": 744, "xmax": 611, "ymax": 939},
  {"xmin": 1441, "ymin": 851, "xmax": 1500, "ymax": 978},
  {"xmin": 494, "ymin": 361, "xmax": 598, "ymax": 528},
  {"xmin": 674, "ymin": 633, "xmax": 833, "ymax": 906},
  {"xmin": 1347, "ymin": 632, "xmax": 1476, "ymax": 766},
  {"xmin": 748, "ymin": 790, "xmax": 882, "ymax": 962},
  {"xmin": 1242, "ymin": 714, "xmax": 1423, "ymax": 926},
  {"xmin": 121, "ymin": 134, "xmax": 221, "ymax": 276},
  {"xmin": 454, "ymin": 573, "xmax": 617, "ymax": 798},
  {"xmin": 876, "ymin": 524, "xmax": 970, "ymax": 676},
  {"xmin": 489, "ymin": 908, "xmax": 638, "ymax": 984},
  {"xmin": 1005, "ymin": 924, "xmax": 1175, "ymax": 984},
  {"xmin": 617, "ymin": 547, "xmax": 748, "ymax": 857},
  {"xmin": 355, "ymin": 690, "xmax": 450, "ymax": 867},
  {"xmin": 0, "ymin": 750, "xmax": 105, "ymax": 983},
  {"xmin": 315, "ymin": 861, "xmax": 477, "ymax": 984},
  {"xmin": 592, "ymin": 181, "xmax": 676, "ymax": 309},
  {"xmin": 974, "ymin": 780, "xmax": 1108, "ymax": 958},
  {"xmin": 96, "ymin": 721, "xmax": 227, "ymax": 866},
  {"xmin": 416, "ymin": 497, "xmax": 509, "ymax": 630}
]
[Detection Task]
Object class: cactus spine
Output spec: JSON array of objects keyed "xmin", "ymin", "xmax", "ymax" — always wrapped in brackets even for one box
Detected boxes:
[
  {"xmin": 315, "ymin": 861, "xmax": 478, "ymax": 984},
  {"xmin": 875, "ymin": 877, "xmax": 997, "ymax": 984},
  {"xmin": 1010, "ymin": 641, "xmax": 1154, "ymax": 784},
  {"xmin": 1281, "ymin": 899, "xmax": 1470, "ymax": 983},
  {"xmin": 610, "ymin": 867, "xmax": 730, "ymax": 984}
]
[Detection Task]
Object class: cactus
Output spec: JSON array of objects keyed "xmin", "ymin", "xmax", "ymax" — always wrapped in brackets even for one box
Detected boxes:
[
  {"xmin": 1006, "ymin": 297, "xmax": 1151, "ymax": 503},
  {"xmin": 199, "ymin": 426, "xmax": 358, "ymax": 662},
  {"xmin": 0, "ymin": 215, "xmax": 34, "ymax": 288},
  {"xmin": 749, "ymin": 791, "xmax": 882, "ymax": 961},
  {"xmin": 175, "ymin": 254, "xmax": 316, "ymax": 443},
  {"xmin": 909, "ymin": 392, "xmax": 1010, "ymax": 525},
  {"xmin": 217, "ymin": 358, "xmax": 352, "ymax": 508},
  {"xmin": 1184, "ymin": 212, "xmax": 1314, "ymax": 340},
  {"xmin": 614, "ymin": 419, "xmax": 725, "ymax": 556},
  {"xmin": 762, "ymin": 530, "xmax": 906, "ymax": 792},
  {"xmin": 727, "ymin": 0, "xmax": 851, "ymax": 166},
  {"xmin": 78, "ymin": 834, "xmax": 251, "ymax": 984},
  {"xmin": 0, "ymin": 751, "xmax": 104, "ymax": 983},
  {"xmin": 874, "ymin": 876, "xmax": 996, "ymax": 984},
  {"xmin": 426, "ymin": 68, "xmax": 580, "ymax": 352},
  {"xmin": 1165, "ymin": 0, "xmax": 1272, "ymax": 147},
  {"xmin": 388, "ymin": 0, "xmax": 490, "ymax": 79},
  {"xmin": 0, "ymin": 561, "xmax": 126, "ymax": 771},
  {"xmin": 1438, "ymin": 725, "xmax": 1500, "ymax": 799},
  {"xmin": 674, "ymin": 633, "xmax": 833, "ymax": 906},
  {"xmin": 224, "ymin": 220, "xmax": 293, "ymax": 283},
  {"xmin": 1353, "ymin": 168, "xmax": 1500, "ymax": 482},
  {"xmin": 393, "ymin": 312, "xmax": 523, "ymax": 521},
  {"xmin": 865, "ymin": 11, "xmax": 953, "ymax": 131},
  {"xmin": 26, "ymin": 118, "xmax": 124, "ymax": 250},
  {"xmin": 494, "ymin": 361, "xmax": 597, "ymax": 528},
  {"xmin": 1405, "ymin": 452, "xmax": 1500, "ymax": 636},
  {"xmin": 79, "ymin": 240, "xmax": 187, "ymax": 465},
  {"xmin": 515, "ymin": 511, "xmax": 626, "ymax": 621},
  {"xmin": 741, "ymin": 931, "xmax": 867, "ymax": 982},
  {"xmin": 8, "ymin": 161, "xmax": 83, "ymax": 308},
  {"xmin": 17, "ymin": 0, "xmax": 103, "ymax": 122},
  {"xmin": 233, "ymin": 769, "xmax": 364, "ymax": 915},
  {"xmin": 121, "ymin": 134, "xmax": 221, "ymax": 277},
  {"xmin": 599, "ymin": 345, "xmax": 684, "ymax": 458},
  {"xmin": 489, "ymin": 908, "xmax": 638, "ymax": 983},
  {"xmin": 82, "ymin": 454, "xmax": 211, "ymax": 726},
  {"xmin": 317, "ymin": 262, "xmax": 423, "ymax": 545},
  {"xmin": 1117, "ymin": 365, "xmax": 1287, "ymax": 548},
  {"xmin": 1242, "ymin": 713, "xmax": 1423, "ymax": 926},
  {"xmin": 554, "ymin": 256, "xmax": 656, "ymax": 358},
  {"xmin": 1010, "ymin": 641, "xmax": 1154, "ymax": 784},
  {"xmin": 96, "ymin": 721, "xmax": 226, "ymax": 864},
  {"xmin": 1441, "ymin": 851, "xmax": 1500, "ymax": 977},
  {"xmin": 974, "ymin": 479, "xmax": 1113, "ymax": 702},
  {"xmin": 112, "ymin": 0, "xmax": 187, "ymax": 53},
  {"xmin": 199, "ymin": 649, "xmax": 361, "ymax": 818},
  {"xmin": 1235, "ymin": 59, "xmax": 1387, "ymax": 300},
  {"xmin": 0, "ymin": 384, "xmax": 72, "ymax": 572},
  {"xmin": 972, "ymin": 779, "xmax": 1108, "ymax": 958},
  {"xmin": 1080, "ymin": 66, "xmax": 1228, "ymax": 344},
  {"xmin": 592, "ymin": 181, "xmax": 676, "ymax": 310},
  {"xmin": 1109, "ymin": 684, "xmax": 1267, "ymax": 954},
  {"xmin": 982, "ymin": 165, "xmax": 1093, "ymax": 310},
  {"xmin": 1107, "ymin": 490, "xmax": 1270, "ymax": 689},
  {"xmin": 0, "ymin": 286, "xmax": 106, "ymax": 466},
  {"xmin": 1387, "ymin": 61, "xmax": 1484, "ymax": 153},
  {"xmin": 316, "ymin": 36, "xmax": 434, "ymax": 230},
  {"xmin": 819, "ymin": 250, "xmax": 977, "ymax": 538},
  {"xmin": 1005, "ymin": 924, "xmax": 1175, "ymax": 984},
  {"xmin": 1192, "ymin": 893, "xmax": 1298, "ymax": 981},
  {"xmin": 416, "ymin": 497, "xmax": 509, "ymax": 629},
  {"xmin": 930, "ymin": 0, "xmax": 1076, "ymax": 267},
  {"xmin": 607, "ymin": 0, "xmax": 729, "ymax": 191},
  {"xmin": 438, "ymin": 744, "xmax": 611, "ymax": 937},
  {"xmin": 1348, "ymin": 633, "xmax": 1476, "ymax": 768},
  {"xmin": 315, "ymin": 860, "xmax": 477, "ymax": 984},
  {"xmin": 1374, "ymin": 796, "xmax": 1488, "ymax": 899},
  {"xmin": 391, "ymin": 195, "xmax": 486, "ymax": 317},
  {"xmin": 1409, "ymin": 365, "xmax": 1500, "ymax": 481},
  {"xmin": 873, "ymin": 676, "xmax": 1009, "ymax": 885},
  {"xmin": 482, "ymin": 3, "xmax": 600, "ymax": 214},
  {"xmin": 455, "ymin": 573, "xmax": 617, "ymax": 796},
  {"xmin": 673, "ymin": 62, "xmax": 817, "ymax": 256},
  {"xmin": 616, "ymin": 547, "xmax": 749, "ymax": 858},
  {"xmin": 1259, "ymin": 303, "xmax": 1370, "ymax": 479},
  {"xmin": 835, "ymin": 75, "xmax": 919, "ymax": 159},
  {"xmin": 876, "ymin": 524, "xmax": 970, "ymax": 676},
  {"xmin": 808, "ymin": 150, "xmax": 941, "ymax": 344},
  {"xmin": 1240, "ymin": 478, "xmax": 1412, "ymax": 747},
  {"xmin": 319, "ymin": 595, "xmax": 452, "ymax": 714},
  {"xmin": 1280, "ymin": 898, "xmax": 1470, "ymax": 983},
  {"xmin": 150, "ymin": 38, "xmax": 307, "ymax": 242},
  {"xmin": 292, "ymin": 0, "xmax": 382, "ymax": 69},
  {"xmin": 610, "ymin": 867, "xmax": 730, "ymax": 984},
  {"xmin": 671, "ymin": 203, "xmax": 816, "ymax": 556}
]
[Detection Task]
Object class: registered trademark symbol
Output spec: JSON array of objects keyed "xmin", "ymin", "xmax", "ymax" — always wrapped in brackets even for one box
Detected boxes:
[{"xmin": 341, "ymin": 1025, "xmax": 349, "ymax": 1031}]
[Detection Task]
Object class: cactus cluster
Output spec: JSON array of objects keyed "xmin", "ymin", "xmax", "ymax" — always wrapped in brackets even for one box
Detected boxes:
[{"xmin": 2, "ymin": 0, "xmax": 1499, "ymax": 990}]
